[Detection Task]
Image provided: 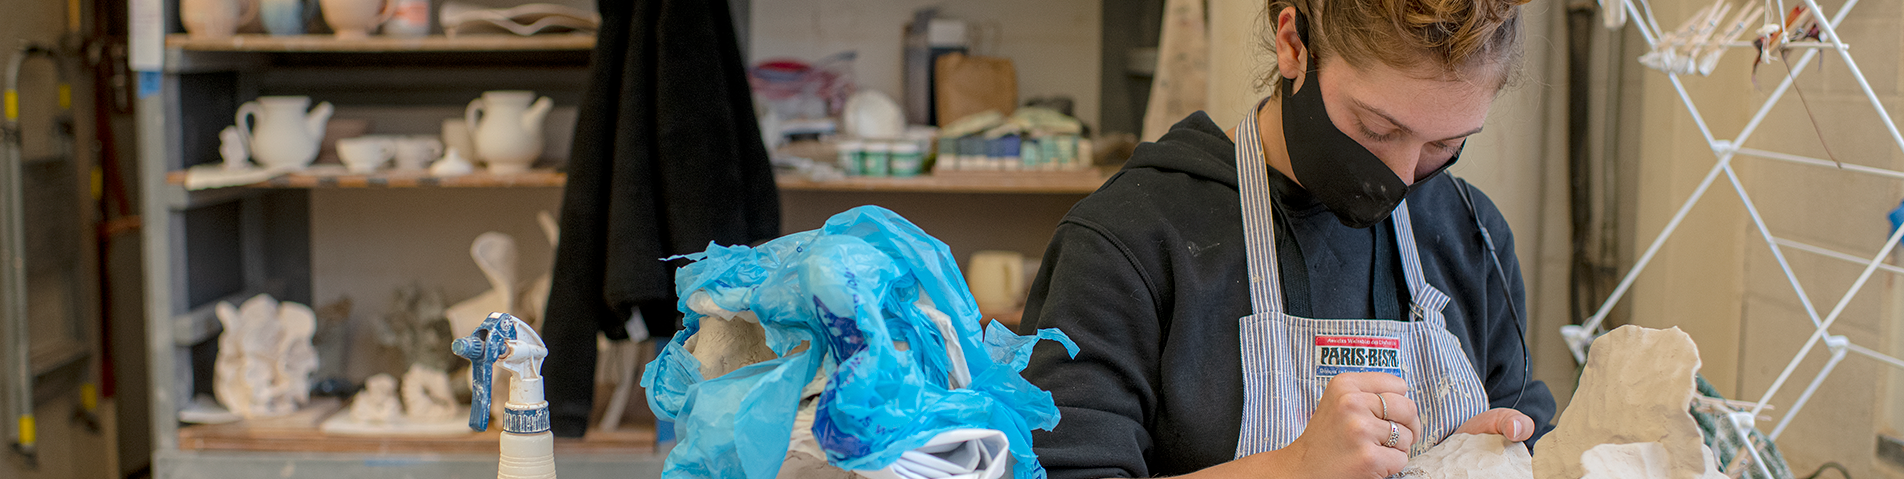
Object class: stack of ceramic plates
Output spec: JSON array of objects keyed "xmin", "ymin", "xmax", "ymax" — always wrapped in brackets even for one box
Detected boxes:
[{"xmin": 441, "ymin": 2, "xmax": 600, "ymax": 37}]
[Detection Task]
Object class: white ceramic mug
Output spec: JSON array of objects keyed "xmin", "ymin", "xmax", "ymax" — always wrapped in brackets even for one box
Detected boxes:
[
  {"xmin": 382, "ymin": 0, "xmax": 430, "ymax": 37},
  {"xmin": 966, "ymin": 250, "xmax": 1028, "ymax": 314},
  {"xmin": 393, "ymin": 136, "xmax": 443, "ymax": 171},
  {"xmin": 319, "ymin": 0, "xmax": 392, "ymax": 39},
  {"xmin": 336, "ymin": 137, "xmax": 396, "ymax": 173},
  {"xmin": 181, "ymin": 0, "xmax": 256, "ymax": 39}
]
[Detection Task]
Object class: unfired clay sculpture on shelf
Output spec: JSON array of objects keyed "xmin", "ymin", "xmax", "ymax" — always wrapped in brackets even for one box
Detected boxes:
[
  {"xmin": 277, "ymin": 303, "xmax": 319, "ymax": 407},
  {"xmin": 401, "ymin": 363, "xmax": 458, "ymax": 421},
  {"xmin": 348, "ymin": 374, "xmax": 403, "ymax": 424},
  {"xmin": 379, "ymin": 285, "xmax": 458, "ymax": 373},
  {"xmin": 1533, "ymin": 325, "xmax": 1727, "ymax": 479},
  {"xmin": 441, "ymin": 214, "xmax": 561, "ymax": 424},
  {"xmin": 210, "ymin": 294, "xmax": 320, "ymax": 418},
  {"xmin": 323, "ymin": 370, "xmax": 470, "ymax": 436},
  {"xmin": 447, "ymin": 232, "xmax": 519, "ymax": 338},
  {"xmin": 1398, "ymin": 433, "xmax": 1532, "ymax": 479}
]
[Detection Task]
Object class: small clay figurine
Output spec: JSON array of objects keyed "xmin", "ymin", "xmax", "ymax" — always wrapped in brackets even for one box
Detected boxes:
[{"xmin": 348, "ymin": 374, "xmax": 403, "ymax": 424}]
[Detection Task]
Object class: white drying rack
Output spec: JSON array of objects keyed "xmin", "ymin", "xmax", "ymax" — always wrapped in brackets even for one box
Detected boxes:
[{"xmin": 1565, "ymin": 0, "xmax": 1904, "ymax": 473}]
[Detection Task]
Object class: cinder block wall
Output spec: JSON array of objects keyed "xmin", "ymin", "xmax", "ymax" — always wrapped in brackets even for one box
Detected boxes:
[{"xmin": 1623, "ymin": 0, "xmax": 1904, "ymax": 476}]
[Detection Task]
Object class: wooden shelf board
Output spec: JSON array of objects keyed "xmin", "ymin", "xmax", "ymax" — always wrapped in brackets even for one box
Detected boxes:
[
  {"xmin": 165, "ymin": 34, "xmax": 595, "ymax": 52},
  {"xmin": 775, "ymin": 170, "xmax": 1111, "ymax": 194},
  {"xmin": 166, "ymin": 168, "xmax": 1112, "ymax": 193},
  {"xmin": 178, "ymin": 399, "xmax": 655, "ymax": 454},
  {"xmin": 167, "ymin": 169, "xmax": 567, "ymax": 188}
]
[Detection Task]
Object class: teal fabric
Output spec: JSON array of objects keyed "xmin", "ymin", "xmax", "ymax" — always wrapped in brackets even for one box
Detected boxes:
[{"xmin": 1691, "ymin": 375, "xmax": 1795, "ymax": 479}]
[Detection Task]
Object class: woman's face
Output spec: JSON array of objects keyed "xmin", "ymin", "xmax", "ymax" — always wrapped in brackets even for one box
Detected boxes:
[
  {"xmin": 1272, "ymin": 8, "xmax": 1499, "ymax": 186},
  {"xmin": 1314, "ymin": 58, "xmax": 1495, "ymax": 185}
]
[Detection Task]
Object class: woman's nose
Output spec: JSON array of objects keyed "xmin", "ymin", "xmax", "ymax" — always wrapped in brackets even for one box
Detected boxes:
[{"xmin": 1383, "ymin": 146, "xmax": 1424, "ymax": 186}]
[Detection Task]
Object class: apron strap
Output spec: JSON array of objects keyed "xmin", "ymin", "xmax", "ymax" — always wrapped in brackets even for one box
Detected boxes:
[
  {"xmin": 1390, "ymin": 204, "xmax": 1452, "ymax": 320},
  {"xmin": 1239, "ymin": 99, "xmax": 1448, "ymax": 320},
  {"xmin": 1236, "ymin": 102, "xmax": 1284, "ymax": 315}
]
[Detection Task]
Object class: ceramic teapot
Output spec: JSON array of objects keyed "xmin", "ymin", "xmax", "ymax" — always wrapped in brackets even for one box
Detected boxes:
[
  {"xmin": 236, "ymin": 96, "xmax": 334, "ymax": 170},
  {"xmin": 465, "ymin": 90, "xmax": 553, "ymax": 174}
]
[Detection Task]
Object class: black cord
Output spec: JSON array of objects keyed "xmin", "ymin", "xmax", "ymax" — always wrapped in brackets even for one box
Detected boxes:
[
  {"xmin": 1802, "ymin": 462, "xmax": 1852, "ymax": 479},
  {"xmin": 1448, "ymin": 175, "xmax": 1531, "ymax": 410}
]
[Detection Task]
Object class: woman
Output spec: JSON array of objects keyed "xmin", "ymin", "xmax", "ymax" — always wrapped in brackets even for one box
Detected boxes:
[{"xmin": 1018, "ymin": 0, "xmax": 1554, "ymax": 477}]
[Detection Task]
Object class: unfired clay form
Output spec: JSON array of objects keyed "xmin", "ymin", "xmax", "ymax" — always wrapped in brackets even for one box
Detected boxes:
[
  {"xmin": 349, "ymin": 374, "xmax": 403, "ymax": 424},
  {"xmin": 402, "ymin": 363, "xmax": 459, "ymax": 421},
  {"xmin": 212, "ymin": 294, "xmax": 320, "ymax": 418},
  {"xmin": 684, "ymin": 291, "xmax": 777, "ymax": 380},
  {"xmin": 1399, "ymin": 433, "xmax": 1532, "ymax": 479},
  {"xmin": 1532, "ymin": 325, "xmax": 1722, "ymax": 479}
]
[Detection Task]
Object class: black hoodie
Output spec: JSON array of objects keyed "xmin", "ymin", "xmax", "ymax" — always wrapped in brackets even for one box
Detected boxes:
[{"xmin": 1020, "ymin": 112, "xmax": 1556, "ymax": 478}]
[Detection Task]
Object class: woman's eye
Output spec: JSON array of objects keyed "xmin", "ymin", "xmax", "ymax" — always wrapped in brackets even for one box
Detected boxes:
[{"xmin": 1361, "ymin": 126, "xmax": 1398, "ymax": 142}]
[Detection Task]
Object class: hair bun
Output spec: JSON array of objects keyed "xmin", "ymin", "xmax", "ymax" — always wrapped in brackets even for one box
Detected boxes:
[{"xmin": 1386, "ymin": 0, "xmax": 1527, "ymax": 67}]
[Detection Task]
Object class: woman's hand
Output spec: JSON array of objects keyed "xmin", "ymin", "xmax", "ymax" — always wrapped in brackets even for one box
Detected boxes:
[
  {"xmin": 1452, "ymin": 408, "xmax": 1535, "ymax": 442},
  {"xmin": 1225, "ymin": 372, "xmax": 1423, "ymax": 479}
]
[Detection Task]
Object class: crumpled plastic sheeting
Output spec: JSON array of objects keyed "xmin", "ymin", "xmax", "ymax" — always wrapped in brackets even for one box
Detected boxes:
[{"xmin": 641, "ymin": 205, "xmax": 1079, "ymax": 479}]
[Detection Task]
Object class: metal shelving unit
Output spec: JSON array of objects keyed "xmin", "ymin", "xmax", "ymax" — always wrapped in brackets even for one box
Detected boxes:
[{"xmin": 136, "ymin": 32, "xmax": 664, "ymax": 479}]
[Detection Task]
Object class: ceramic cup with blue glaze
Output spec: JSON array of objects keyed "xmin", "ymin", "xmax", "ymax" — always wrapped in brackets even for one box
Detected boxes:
[{"xmin": 260, "ymin": 0, "xmax": 307, "ymax": 35}]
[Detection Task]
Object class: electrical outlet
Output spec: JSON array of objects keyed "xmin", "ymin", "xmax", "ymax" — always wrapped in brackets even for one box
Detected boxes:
[{"xmin": 1878, "ymin": 434, "xmax": 1904, "ymax": 469}]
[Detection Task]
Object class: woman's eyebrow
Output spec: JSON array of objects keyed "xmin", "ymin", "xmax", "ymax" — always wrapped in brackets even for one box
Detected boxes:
[{"xmin": 1349, "ymin": 97, "xmax": 1484, "ymax": 141}]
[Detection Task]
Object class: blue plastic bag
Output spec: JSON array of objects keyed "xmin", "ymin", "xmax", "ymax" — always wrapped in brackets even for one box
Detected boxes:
[{"xmin": 642, "ymin": 205, "xmax": 1078, "ymax": 479}]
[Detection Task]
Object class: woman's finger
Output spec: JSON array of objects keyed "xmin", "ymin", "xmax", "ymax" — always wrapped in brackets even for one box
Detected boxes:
[
  {"xmin": 1334, "ymin": 371, "xmax": 1408, "ymax": 396},
  {"xmin": 1379, "ymin": 392, "xmax": 1425, "ymax": 448},
  {"xmin": 1358, "ymin": 413, "xmax": 1416, "ymax": 453},
  {"xmin": 1453, "ymin": 408, "xmax": 1534, "ymax": 441}
]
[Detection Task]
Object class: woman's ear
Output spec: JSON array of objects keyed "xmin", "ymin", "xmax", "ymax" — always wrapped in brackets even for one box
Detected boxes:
[{"xmin": 1274, "ymin": 7, "xmax": 1308, "ymax": 90}]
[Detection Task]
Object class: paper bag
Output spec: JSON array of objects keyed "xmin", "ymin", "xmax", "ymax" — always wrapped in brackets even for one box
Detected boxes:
[{"xmin": 935, "ymin": 53, "xmax": 1017, "ymax": 126}]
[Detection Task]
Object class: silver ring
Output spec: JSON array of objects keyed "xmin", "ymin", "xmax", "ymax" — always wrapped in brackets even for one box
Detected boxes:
[
  {"xmin": 1384, "ymin": 420, "xmax": 1400, "ymax": 448},
  {"xmin": 1377, "ymin": 393, "xmax": 1389, "ymax": 421}
]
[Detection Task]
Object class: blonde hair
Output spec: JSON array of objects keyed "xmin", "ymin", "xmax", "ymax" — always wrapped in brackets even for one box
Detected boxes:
[{"xmin": 1261, "ymin": 0, "xmax": 1530, "ymax": 90}]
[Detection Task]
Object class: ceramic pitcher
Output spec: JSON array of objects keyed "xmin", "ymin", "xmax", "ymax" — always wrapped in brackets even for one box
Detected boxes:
[
  {"xmin": 236, "ymin": 96, "xmax": 333, "ymax": 170},
  {"xmin": 319, "ymin": 0, "xmax": 390, "ymax": 39},
  {"xmin": 181, "ymin": 0, "xmax": 256, "ymax": 39},
  {"xmin": 466, "ymin": 91, "xmax": 553, "ymax": 174}
]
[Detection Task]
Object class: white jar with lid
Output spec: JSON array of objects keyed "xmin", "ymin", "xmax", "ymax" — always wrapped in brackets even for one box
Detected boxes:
[
  {"xmin": 836, "ymin": 139, "xmax": 865, "ymax": 175},
  {"xmin": 889, "ymin": 141, "xmax": 924, "ymax": 177},
  {"xmin": 862, "ymin": 141, "xmax": 891, "ymax": 177}
]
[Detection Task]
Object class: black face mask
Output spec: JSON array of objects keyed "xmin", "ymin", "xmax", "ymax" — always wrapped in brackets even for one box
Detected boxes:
[{"xmin": 1279, "ymin": 49, "xmax": 1462, "ymax": 229}]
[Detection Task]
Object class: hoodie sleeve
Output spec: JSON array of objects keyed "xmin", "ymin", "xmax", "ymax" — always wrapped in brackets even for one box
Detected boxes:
[{"xmin": 1020, "ymin": 220, "xmax": 1164, "ymax": 479}]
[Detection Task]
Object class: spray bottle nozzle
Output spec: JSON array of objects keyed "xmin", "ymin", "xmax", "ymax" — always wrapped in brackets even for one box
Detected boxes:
[{"xmin": 454, "ymin": 312, "xmax": 523, "ymax": 432}]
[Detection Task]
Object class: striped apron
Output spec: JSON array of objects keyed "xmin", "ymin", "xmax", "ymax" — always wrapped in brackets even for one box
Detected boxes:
[{"xmin": 1231, "ymin": 104, "xmax": 1489, "ymax": 459}]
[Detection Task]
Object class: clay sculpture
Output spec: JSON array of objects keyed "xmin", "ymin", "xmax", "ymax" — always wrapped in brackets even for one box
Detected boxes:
[
  {"xmin": 211, "ymin": 294, "xmax": 320, "ymax": 418},
  {"xmin": 348, "ymin": 374, "xmax": 403, "ymax": 424},
  {"xmin": 401, "ymin": 363, "xmax": 459, "ymax": 421},
  {"xmin": 1533, "ymin": 325, "xmax": 1726, "ymax": 479},
  {"xmin": 1399, "ymin": 433, "xmax": 1532, "ymax": 479}
]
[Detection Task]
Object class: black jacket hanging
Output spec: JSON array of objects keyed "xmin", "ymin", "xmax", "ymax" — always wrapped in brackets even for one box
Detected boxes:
[{"xmin": 542, "ymin": 0, "xmax": 782, "ymax": 438}]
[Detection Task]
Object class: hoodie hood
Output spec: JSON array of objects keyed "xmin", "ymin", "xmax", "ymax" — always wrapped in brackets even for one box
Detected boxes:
[
  {"xmin": 1122, "ymin": 111, "xmax": 1327, "ymax": 215},
  {"xmin": 1122, "ymin": 112, "xmax": 1242, "ymax": 188}
]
